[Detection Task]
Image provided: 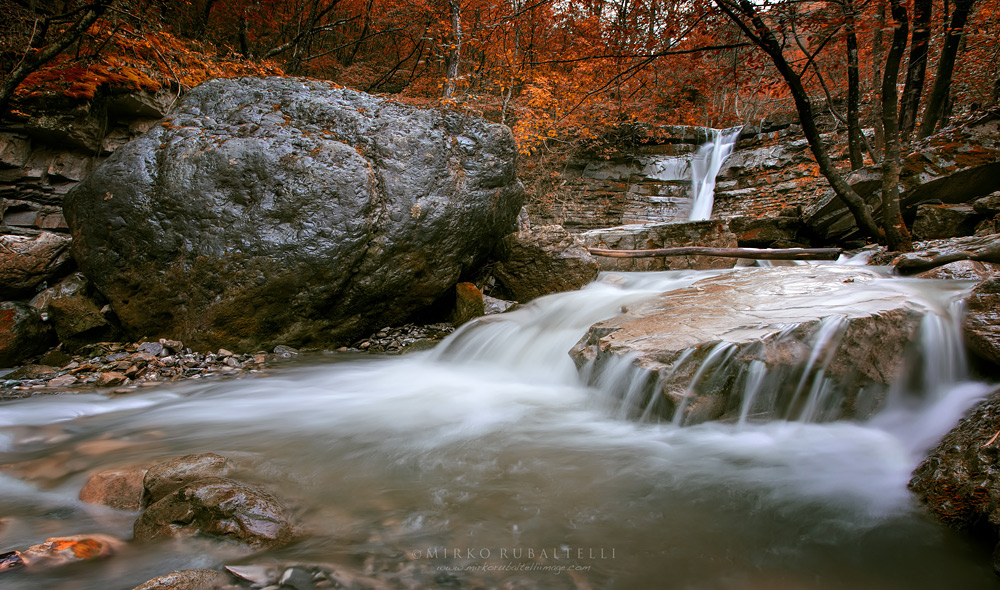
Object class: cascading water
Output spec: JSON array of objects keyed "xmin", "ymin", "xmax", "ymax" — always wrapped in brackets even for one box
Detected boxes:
[
  {"xmin": 0, "ymin": 267, "xmax": 997, "ymax": 589},
  {"xmin": 688, "ymin": 126, "xmax": 743, "ymax": 221}
]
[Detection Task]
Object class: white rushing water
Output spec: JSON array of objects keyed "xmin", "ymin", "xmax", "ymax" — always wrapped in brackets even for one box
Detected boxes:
[
  {"xmin": 0, "ymin": 268, "xmax": 997, "ymax": 589},
  {"xmin": 688, "ymin": 127, "xmax": 742, "ymax": 221}
]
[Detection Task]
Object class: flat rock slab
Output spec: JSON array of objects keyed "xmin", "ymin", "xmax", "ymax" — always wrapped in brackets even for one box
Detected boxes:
[{"xmin": 571, "ymin": 266, "xmax": 935, "ymax": 424}]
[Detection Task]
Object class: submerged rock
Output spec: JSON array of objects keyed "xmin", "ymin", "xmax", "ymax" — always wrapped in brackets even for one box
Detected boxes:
[
  {"xmin": 79, "ymin": 465, "xmax": 149, "ymax": 511},
  {"xmin": 570, "ymin": 266, "xmax": 929, "ymax": 425},
  {"xmin": 142, "ymin": 453, "xmax": 234, "ymax": 506},
  {"xmin": 65, "ymin": 76, "xmax": 525, "ymax": 351},
  {"xmin": 129, "ymin": 568, "xmax": 232, "ymax": 590},
  {"xmin": 492, "ymin": 225, "xmax": 599, "ymax": 302},
  {"xmin": 134, "ymin": 477, "xmax": 292, "ymax": 549}
]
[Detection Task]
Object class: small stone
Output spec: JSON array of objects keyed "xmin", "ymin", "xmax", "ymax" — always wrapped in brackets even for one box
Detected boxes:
[
  {"xmin": 273, "ymin": 345, "xmax": 299, "ymax": 356},
  {"xmin": 217, "ymin": 348, "xmax": 234, "ymax": 357},
  {"xmin": 47, "ymin": 374, "xmax": 78, "ymax": 387},
  {"xmin": 18, "ymin": 534, "xmax": 123, "ymax": 568},
  {"xmin": 129, "ymin": 568, "xmax": 232, "ymax": 590},
  {"xmin": 280, "ymin": 567, "xmax": 314, "ymax": 590},
  {"xmin": 359, "ymin": 342, "xmax": 370, "ymax": 350},
  {"xmin": 96, "ymin": 372, "xmax": 127, "ymax": 387},
  {"xmin": 225, "ymin": 564, "xmax": 277, "ymax": 585},
  {"xmin": 224, "ymin": 357, "xmax": 241, "ymax": 368},
  {"xmin": 79, "ymin": 466, "xmax": 148, "ymax": 511},
  {"xmin": 137, "ymin": 342, "xmax": 164, "ymax": 356}
]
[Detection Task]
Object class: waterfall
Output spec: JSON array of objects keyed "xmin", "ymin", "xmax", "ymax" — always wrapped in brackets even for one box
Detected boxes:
[{"xmin": 688, "ymin": 126, "xmax": 742, "ymax": 221}]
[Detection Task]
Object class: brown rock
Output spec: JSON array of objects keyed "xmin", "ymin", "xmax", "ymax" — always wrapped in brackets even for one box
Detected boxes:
[
  {"xmin": 493, "ymin": 225, "xmax": 600, "ymax": 302},
  {"xmin": 915, "ymin": 260, "xmax": 1000, "ymax": 280},
  {"xmin": 0, "ymin": 231, "xmax": 72, "ymax": 299},
  {"xmin": 41, "ymin": 273, "xmax": 117, "ymax": 346},
  {"xmin": 580, "ymin": 219, "xmax": 738, "ymax": 272},
  {"xmin": 134, "ymin": 477, "xmax": 292, "ymax": 549},
  {"xmin": 912, "ymin": 203, "xmax": 982, "ymax": 240},
  {"xmin": 451, "ymin": 282, "xmax": 485, "ymax": 326},
  {"xmin": 0, "ymin": 301, "xmax": 56, "ymax": 367},
  {"xmin": 142, "ymin": 453, "xmax": 234, "ymax": 506},
  {"xmin": 79, "ymin": 466, "xmax": 148, "ymax": 511},
  {"xmin": 96, "ymin": 371, "xmax": 127, "ymax": 387},
  {"xmin": 18, "ymin": 534, "xmax": 123, "ymax": 568},
  {"xmin": 965, "ymin": 277, "xmax": 1000, "ymax": 367},
  {"xmin": 129, "ymin": 568, "xmax": 232, "ymax": 590}
]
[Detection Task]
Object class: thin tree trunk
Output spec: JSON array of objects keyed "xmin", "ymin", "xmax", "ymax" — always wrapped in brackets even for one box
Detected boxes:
[
  {"xmin": 899, "ymin": 0, "xmax": 932, "ymax": 145},
  {"xmin": 881, "ymin": 0, "xmax": 914, "ymax": 251},
  {"xmin": 442, "ymin": 0, "xmax": 462, "ymax": 98},
  {"xmin": 917, "ymin": 0, "xmax": 976, "ymax": 138},
  {"xmin": 844, "ymin": 0, "xmax": 864, "ymax": 169},
  {"xmin": 871, "ymin": 2, "xmax": 887, "ymax": 161},
  {"xmin": 589, "ymin": 246, "xmax": 843, "ymax": 261}
]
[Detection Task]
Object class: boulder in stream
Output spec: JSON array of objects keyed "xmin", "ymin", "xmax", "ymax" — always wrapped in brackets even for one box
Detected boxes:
[
  {"xmin": 570, "ymin": 266, "xmax": 931, "ymax": 425},
  {"xmin": 492, "ymin": 224, "xmax": 599, "ymax": 302},
  {"xmin": 64, "ymin": 76, "xmax": 525, "ymax": 351}
]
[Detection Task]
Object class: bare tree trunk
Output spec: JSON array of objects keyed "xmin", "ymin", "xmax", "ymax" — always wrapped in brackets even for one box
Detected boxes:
[
  {"xmin": 917, "ymin": 0, "xmax": 976, "ymax": 138},
  {"xmin": 881, "ymin": 0, "xmax": 914, "ymax": 251},
  {"xmin": 870, "ymin": 2, "xmax": 887, "ymax": 161},
  {"xmin": 844, "ymin": 0, "xmax": 864, "ymax": 169},
  {"xmin": 899, "ymin": 0, "xmax": 932, "ymax": 145},
  {"xmin": 0, "ymin": 0, "xmax": 114, "ymax": 114},
  {"xmin": 442, "ymin": 0, "xmax": 462, "ymax": 98}
]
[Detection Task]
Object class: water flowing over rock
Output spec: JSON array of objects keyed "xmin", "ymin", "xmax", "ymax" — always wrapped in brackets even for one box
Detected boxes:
[
  {"xmin": 129, "ymin": 568, "xmax": 232, "ymax": 590},
  {"xmin": 64, "ymin": 76, "xmax": 525, "ymax": 351},
  {"xmin": 492, "ymin": 225, "xmax": 599, "ymax": 302},
  {"xmin": 570, "ymin": 266, "xmax": 944, "ymax": 425}
]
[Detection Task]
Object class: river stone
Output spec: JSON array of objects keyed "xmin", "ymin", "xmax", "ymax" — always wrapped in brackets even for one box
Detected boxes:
[
  {"xmin": 909, "ymin": 387, "xmax": 1000, "ymax": 573},
  {"xmin": 0, "ymin": 231, "xmax": 72, "ymax": 299},
  {"xmin": 965, "ymin": 277, "xmax": 1000, "ymax": 367},
  {"xmin": 915, "ymin": 260, "xmax": 1000, "ymax": 281},
  {"xmin": 570, "ymin": 266, "xmax": 926, "ymax": 425},
  {"xmin": 492, "ymin": 225, "xmax": 599, "ymax": 302},
  {"xmin": 0, "ymin": 301, "xmax": 55, "ymax": 367},
  {"xmin": 41, "ymin": 272, "xmax": 117, "ymax": 346},
  {"xmin": 129, "ymin": 568, "xmax": 232, "ymax": 590},
  {"xmin": 79, "ymin": 465, "xmax": 148, "ymax": 511},
  {"xmin": 133, "ymin": 477, "xmax": 292, "ymax": 549},
  {"xmin": 64, "ymin": 76, "xmax": 525, "ymax": 351},
  {"xmin": 580, "ymin": 220, "xmax": 738, "ymax": 272},
  {"xmin": 142, "ymin": 453, "xmax": 234, "ymax": 506}
]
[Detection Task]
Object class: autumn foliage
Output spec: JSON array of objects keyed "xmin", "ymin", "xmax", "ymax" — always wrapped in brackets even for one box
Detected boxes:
[{"xmin": 1, "ymin": 0, "xmax": 998, "ymax": 162}]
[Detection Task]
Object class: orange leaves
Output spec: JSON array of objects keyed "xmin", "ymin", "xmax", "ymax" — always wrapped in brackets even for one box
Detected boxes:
[{"xmin": 14, "ymin": 20, "xmax": 282, "ymax": 103}]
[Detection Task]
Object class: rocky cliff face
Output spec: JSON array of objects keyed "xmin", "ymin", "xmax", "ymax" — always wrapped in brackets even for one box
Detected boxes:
[{"xmin": 64, "ymin": 77, "xmax": 525, "ymax": 351}]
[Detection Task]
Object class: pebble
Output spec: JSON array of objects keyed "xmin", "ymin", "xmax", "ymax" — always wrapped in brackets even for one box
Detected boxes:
[{"xmin": 352, "ymin": 322, "xmax": 454, "ymax": 354}]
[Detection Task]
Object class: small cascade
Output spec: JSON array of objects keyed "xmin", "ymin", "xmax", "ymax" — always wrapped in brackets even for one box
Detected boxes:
[{"xmin": 688, "ymin": 126, "xmax": 742, "ymax": 221}]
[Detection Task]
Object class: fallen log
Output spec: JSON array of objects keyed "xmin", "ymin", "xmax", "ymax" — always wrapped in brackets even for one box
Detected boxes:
[{"xmin": 588, "ymin": 246, "xmax": 843, "ymax": 261}]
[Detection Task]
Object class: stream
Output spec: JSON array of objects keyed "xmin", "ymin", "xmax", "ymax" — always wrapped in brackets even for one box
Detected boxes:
[{"xmin": 1, "ymin": 267, "xmax": 997, "ymax": 589}]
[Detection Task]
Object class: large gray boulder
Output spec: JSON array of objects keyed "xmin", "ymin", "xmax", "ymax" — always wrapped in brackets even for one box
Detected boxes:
[{"xmin": 64, "ymin": 77, "xmax": 525, "ymax": 351}]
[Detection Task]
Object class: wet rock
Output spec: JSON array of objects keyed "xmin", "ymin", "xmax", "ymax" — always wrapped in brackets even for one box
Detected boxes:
[
  {"xmin": 0, "ymin": 231, "xmax": 72, "ymax": 299},
  {"xmin": 570, "ymin": 266, "xmax": 925, "ymax": 425},
  {"xmin": 0, "ymin": 301, "xmax": 55, "ymax": 367},
  {"xmin": 915, "ymin": 260, "xmax": 1000, "ymax": 280},
  {"xmin": 129, "ymin": 568, "xmax": 233, "ymax": 590},
  {"xmin": 493, "ymin": 225, "xmax": 599, "ymax": 302},
  {"xmin": 5, "ymin": 364, "xmax": 56, "ymax": 379},
  {"xmin": 893, "ymin": 233, "xmax": 1000, "ymax": 275},
  {"xmin": 16, "ymin": 534, "xmax": 123, "ymax": 568},
  {"xmin": 65, "ymin": 76, "xmax": 525, "ymax": 352},
  {"xmin": 580, "ymin": 220, "xmax": 739, "ymax": 272},
  {"xmin": 134, "ymin": 477, "xmax": 292, "ymax": 549},
  {"xmin": 451, "ymin": 282, "xmax": 485, "ymax": 326},
  {"xmin": 79, "ymin": 465, "xmax": 148, "ymax": 510},
  {"xmin": 354, "ymin": 323, "xmax": 454, "ymax": 354},
  {"xmin": 909, "ymin": 387, "xmax": 1000, "ymax": 572},
  {"xmin": 279, "ymin": 566, "xmax": 314, "ymax": 590},
  {"xmin": 483, "ymin": 294, "xmax": 516, "ymax": 315},
  {"xmin": 225, "ymin": 564, "xmax": 277, "ymax": 585},
  {"xmin": 965, "ymin": 277, "xmax": 1000, "ymax": 367},
  {"xmin": 273, "ymin": 345, "xmax": 299, "ymax": 359},
  {"xmin": 912, "ymin": 203, "xmax": 982, "ymax": 240},
  {"xmin": 137, "ymin": 341, "xmax": 164, "ymax": 356},
  {"xmin": 143, "ymin": 453, "xmax": 235, "ymax": 506}
]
